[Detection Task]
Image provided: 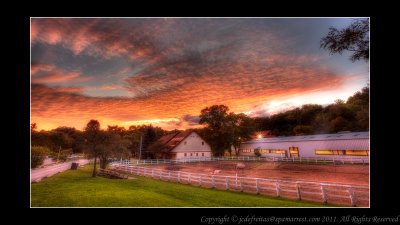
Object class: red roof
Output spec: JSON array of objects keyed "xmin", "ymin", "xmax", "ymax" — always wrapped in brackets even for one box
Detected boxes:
[{"xmin": 152, "ymin": 129, "xmax": 195, "ymax": 153}]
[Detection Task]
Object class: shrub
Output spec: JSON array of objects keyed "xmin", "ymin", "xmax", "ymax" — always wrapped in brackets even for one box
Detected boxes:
[
  {"xmin": 59, "ymin": 149, "xmax": 73, "ymax": 162},
  {"xmin": 49, "ymin": 148, "xmax": 73, "ymax": 162},
  {"xmin": 31, "ymin": 146, "xmax": 50, "ymax": 168}
]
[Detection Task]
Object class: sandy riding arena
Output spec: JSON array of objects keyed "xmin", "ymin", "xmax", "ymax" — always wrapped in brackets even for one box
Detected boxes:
[{"xmin": 144, "ymin": 161, "xmax": 369, "ymax": 186}]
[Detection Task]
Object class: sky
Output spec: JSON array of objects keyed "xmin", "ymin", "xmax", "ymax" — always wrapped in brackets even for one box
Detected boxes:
[{"xmin": 31, "ymin": 18, "xmax": 369, "ymax": 131}]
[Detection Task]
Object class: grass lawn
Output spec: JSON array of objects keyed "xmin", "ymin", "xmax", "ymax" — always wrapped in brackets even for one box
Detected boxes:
[{"xmin": 31, "ymin": 165, "xmax": 333, "ymax": 207}]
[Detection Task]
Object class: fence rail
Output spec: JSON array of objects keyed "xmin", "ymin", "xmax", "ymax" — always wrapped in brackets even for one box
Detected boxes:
[
  {"xmin": 110, "ymin": 163, "xmax": 369, "ymax": 207},
  {"xmin": 112, "ymin": 156, "xmax": 369, "ymax": 166}
]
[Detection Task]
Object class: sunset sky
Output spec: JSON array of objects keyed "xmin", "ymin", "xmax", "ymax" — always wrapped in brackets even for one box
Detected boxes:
[{"xmin": 31, "ymin": 18, "xmax": 369, "ymax": 131}]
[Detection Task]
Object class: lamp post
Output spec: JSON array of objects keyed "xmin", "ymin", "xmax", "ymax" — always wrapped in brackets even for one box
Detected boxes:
[
  {"xmin": 57, "ymin": 146, "xmax": 61, "ymax": 162},
  {"xmin": 138, "ymin": 134, "xmax": 143, "ymax": 160}
]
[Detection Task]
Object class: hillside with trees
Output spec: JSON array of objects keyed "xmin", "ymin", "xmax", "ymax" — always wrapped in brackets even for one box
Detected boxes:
[{"xmin": 253, "ymin": 86, "xmax": 369, "ymax": 136}]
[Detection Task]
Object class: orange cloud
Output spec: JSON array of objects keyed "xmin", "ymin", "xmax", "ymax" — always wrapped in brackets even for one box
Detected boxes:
[
  {"xmin": 30, "ymin": 19, "xmax": 368, "ymax": 131},
  {"xmin": 31, "ymin": 64, "xmax": 91, "ymax": 84},
  {"xmin": 31, "ymin": 65, "xmax": 349, "ymax": 131},
  {"xmin": 31, "ymin": 63, "xmax": 55, "ymax": 75}
]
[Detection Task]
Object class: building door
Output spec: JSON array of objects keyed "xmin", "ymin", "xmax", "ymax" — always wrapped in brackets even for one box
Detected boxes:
[{"xmin": 289, "ymin": 147, "xmax": 299, "ymax": 158}]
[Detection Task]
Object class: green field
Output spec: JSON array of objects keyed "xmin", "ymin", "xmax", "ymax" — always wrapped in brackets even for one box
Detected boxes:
[{"xmin": 31, "ymin": 165, "xmax": 332, "ymax": 207}]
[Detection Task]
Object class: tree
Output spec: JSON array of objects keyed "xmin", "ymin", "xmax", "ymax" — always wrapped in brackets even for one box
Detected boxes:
[
  {"xmin": 83, "ymin": 120, "xmax": 104, "ymax": 177},
  {"xmin": 31, "ymin": 146, "xmax": 50, "ymax": 168},
  {"xmin": 199, "ymin": 105, "xmax": 232, "ymax": 156},
  {"xmin": 320, "ymin": 18, "xmax": 369, "ymax": 62},
  {"xmin": 228, "ymin": 113, "xmax": 255, "ymax": 156},
  {"xmin": 330, "ymin": 116, "xmax": 348, "ymax": 133},
  {"xmin": 98, "ymin": 127, "xmax": 131, "ymax": 169},
  {"xmin": 347, "ymin": 86, "xmax": 369, "ymax": 130},
  {"xmin": 31, "ymin": 123, "xmax": 37, "ymax": 133},
  {"xmin": 293, "ymin": 125, "xmax": 313, "ymax": 136},
  {"xmin": 199, "ymin": 105, "xmax": 255, "ymax": 156}
]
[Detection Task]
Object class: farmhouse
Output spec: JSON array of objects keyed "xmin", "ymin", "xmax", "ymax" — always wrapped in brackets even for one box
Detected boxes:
[
  {"xmin": 239, "ymin": 131, "xmax": 369, "ymax": 160},
  {"xmin": 149, "ymin": 130, "xmax": 212, "ymax": 159}
]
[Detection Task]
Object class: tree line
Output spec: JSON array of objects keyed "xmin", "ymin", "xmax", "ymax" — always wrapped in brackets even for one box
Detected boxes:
[
  {"xmin": 31, "ymin": 86, "xmax": 368, "ymax": 173},
  {"xmin": 31, "ymin": 122, "xmax": 167, "ymax": 171},
  {"xmin": 253, "ymin": 86, "xmax": 369, "ymax": 136}
]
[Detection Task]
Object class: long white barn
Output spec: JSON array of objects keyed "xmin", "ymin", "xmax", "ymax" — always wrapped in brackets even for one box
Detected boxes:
[{"xmin": 239, "ymin": 131, "xmax": 369, "ymax": 160}]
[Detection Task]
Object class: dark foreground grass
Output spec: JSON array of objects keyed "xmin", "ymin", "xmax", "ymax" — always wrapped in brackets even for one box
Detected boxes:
[{"xmin": 31, "ymin": 165, "xmax": 333, "ymax": 207}]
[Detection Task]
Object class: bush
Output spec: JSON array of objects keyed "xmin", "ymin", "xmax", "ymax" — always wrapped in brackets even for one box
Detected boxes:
[
  {"xmin": 254, "ymin": 149, "xmax": 261, "ymax": 157},
  {"xmin": 49, "ymin": 148, "xmax": 73, "ymax": 162},
  {"xmin": 31, "ymin": 146, "xmax": 50, "ymax": 168},
  {"xmin": 59, "ymin": 149, "xmax": 73, "ymax": 162}
]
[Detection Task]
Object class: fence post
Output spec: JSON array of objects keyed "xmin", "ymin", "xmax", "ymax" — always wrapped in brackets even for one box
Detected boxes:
[
  {"xmin": 276, "ymin": 182, "xmax": 281, "ymax": 197},
  {"xmin": 226, "ymin": 177, "xmax": 229, "ymax": 190},
  {"xmin": 151, "ymin": 169, "xmax": 154, "ymax": 178},
  {"xmin": 240, "ymin": 178, "xmax": 243, "ymax": 192},
  {"xmin": 256, "ymin": 178, "xmax": 260, "ymax": 194},
  {"xmin": 169, "ymin": 171, "xmax": 171, "ymax": 181},
  {"xmin": 348, "ymin": 188, "xmax": 356, "ymax": 206},
  {"xmin": 321, "ymin": 185, "xmax": 327, "ymax": 203},
  {"xmin": 188, "ymin": 173, "xmax": 191, "ymax": 184},
  {"xmin": 212, "ymin": 175, "xmax": 215, "ymax": 188},
  {"xmin": 178, "ymin": 171, "xmax": 181, "ymax": 183},
  {"xmin": 296, "ymin": 183, "xmax": 301, "ymax": 200},
  {"xmin": 199, "ymin": 176, "xmax": 202, "ymax": 186}
]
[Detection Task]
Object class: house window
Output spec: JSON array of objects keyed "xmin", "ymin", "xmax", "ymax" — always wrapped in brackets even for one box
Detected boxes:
[
  {"xmin": 315, "ymin": 150, "xmax": 335, "ymax": 155},
  {"xmin": 202, "ymin": 153, "xmax": 204, "ymax": 156},
  {"xmin": 270, "ymin": 150, "xmax": 286, "ymax": 154},
  {"xmin": 202, "ymin": 141, "xmax": 204, "ymax": 145},
  {"xmin": 241, "ymin": 149, "xmax": 252, "ymax": 153},
  {"xmin": 196, "ymin": 153, "xmax": 198, "ymax": 156},
  {"xmin": 345, "ymin": 150, "xmax": 369, "ymax": 156},
  {"xmin": 184, "ymin": 141, "xmax": 187, "ymax": 145},
  {"xmin": 315, "ymin": 149, "xmax": 368, "ymax": 156},
  {"xmin": 184, "ymin": 153, "xmax": 187, "ymax": 157}
]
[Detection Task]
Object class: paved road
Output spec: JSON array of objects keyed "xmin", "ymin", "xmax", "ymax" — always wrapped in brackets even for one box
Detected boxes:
[{"xmin": 31, "ymin": 159, "xmax": 89, "ymax": 183}]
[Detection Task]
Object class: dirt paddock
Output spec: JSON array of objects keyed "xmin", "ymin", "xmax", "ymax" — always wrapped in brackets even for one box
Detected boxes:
[{"xmin": 144, "ymin": 161, "xmax": 369, "ymax": 186}]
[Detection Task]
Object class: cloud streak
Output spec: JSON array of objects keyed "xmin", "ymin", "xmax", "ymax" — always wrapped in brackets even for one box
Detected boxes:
[{"xmin": 31, "ymin": 18, "xmax": 368, "ymax": 130}]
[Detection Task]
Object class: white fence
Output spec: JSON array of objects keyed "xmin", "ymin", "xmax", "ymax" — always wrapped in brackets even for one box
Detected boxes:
[
  {"xmin": 110, "ymin": 163, "xmax": 369, "ymax": 207},
  {"xmin": 113, "ymin": 156, "xmax": 369, "ymax": 166}
]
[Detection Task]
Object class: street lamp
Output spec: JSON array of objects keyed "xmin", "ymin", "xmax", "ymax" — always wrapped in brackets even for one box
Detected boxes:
[{"xmin": 138, "ymin": 134, "xmax": 143, "ymax": 160}]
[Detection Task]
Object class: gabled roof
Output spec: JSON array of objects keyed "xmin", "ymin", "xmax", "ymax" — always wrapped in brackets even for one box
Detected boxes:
[{"xmin": 152, "ymin": 129, "xmax": 195, "ymax": 153}]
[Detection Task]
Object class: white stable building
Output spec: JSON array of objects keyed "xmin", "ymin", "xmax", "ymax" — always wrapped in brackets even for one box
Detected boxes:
[
  {"xmin": 151, "ymin": 130, "xmax": 212, "ymax": 159},
  {"xmin": 239, "ymin": 131, "xmax": 369, "ymax": 160}
]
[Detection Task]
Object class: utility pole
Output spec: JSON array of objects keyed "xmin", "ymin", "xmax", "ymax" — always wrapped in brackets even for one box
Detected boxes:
[
  {"xmin": 57, "ymin": 146, "xmax": 61, "ymax": 162},
  {"xmin": 139, "ymin": 134, "xmax": 143, "ymax": 160}
]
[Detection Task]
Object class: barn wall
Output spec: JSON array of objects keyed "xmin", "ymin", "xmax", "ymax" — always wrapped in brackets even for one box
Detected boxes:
[
  {"xmin": 171, "ymin": 132, "xmax": 212, "ymax": 159},
  {"xmin": 239, "ymin": 138, "xmax": 369, "ymax": 160}
]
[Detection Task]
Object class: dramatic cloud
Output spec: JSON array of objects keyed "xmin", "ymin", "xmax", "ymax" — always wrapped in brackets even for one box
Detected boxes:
[
  {"xmin": 31, "ymin": 18, "xmax": 368, "ymax": 130},
  {"xmin": 31, "ymin": 63, "xmax": 91, "ymax": 84}
]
